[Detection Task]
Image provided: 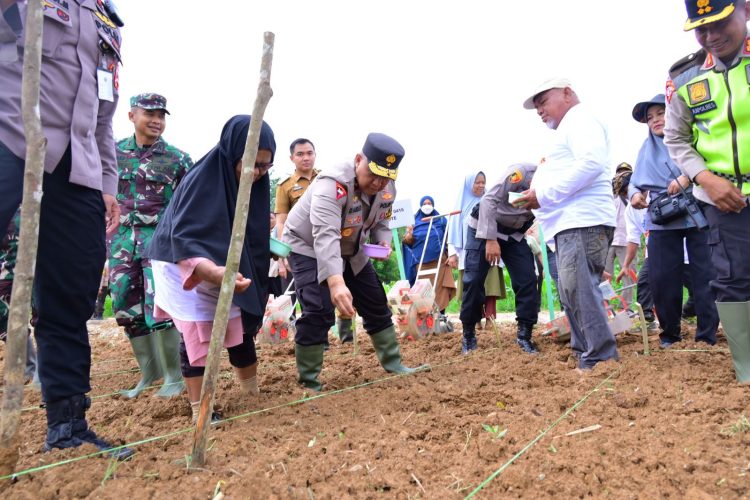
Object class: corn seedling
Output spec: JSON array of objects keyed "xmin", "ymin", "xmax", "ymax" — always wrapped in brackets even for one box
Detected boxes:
[
  {"xmin": 213, "ymin": 480, "xmax": 226, "ymax": 498},
  {"xmin": 721, "ymin": 415, "xmax": 750, "ymax": 436},
  {"xmin": 101, "ymin": 456, "xmax": 120, "ymax": 486},
  {"xmin": 482, "ymin": 424, "xmax": 508, "ymax": 440}
]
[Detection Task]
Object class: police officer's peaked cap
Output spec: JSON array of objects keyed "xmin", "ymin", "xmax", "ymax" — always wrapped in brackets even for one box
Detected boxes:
[
  {"xmin": 632, "ymin": 94, "xmax": 666, "ymax": 123},
  {"xmin": 684, "ymin": 0, "xmax": 736, "ymax": 31},
  {"xmin": 129, "ymin": 93, "xmax": 170, "ymax": 114},
  {"xmin": 362, "ymin": 133, "xmax": 405, "ymax": 181}
]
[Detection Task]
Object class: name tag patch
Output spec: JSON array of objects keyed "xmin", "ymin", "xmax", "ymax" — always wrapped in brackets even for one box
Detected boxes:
[{"xmin": 690, "ymin": 101, "xmax": 717, "ymax": 116}]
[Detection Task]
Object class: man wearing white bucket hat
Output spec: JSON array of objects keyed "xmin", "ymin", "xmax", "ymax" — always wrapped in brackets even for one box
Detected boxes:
[{"xmin": 514, "ymin": 78, "xmax": 619, "ymax": 371}]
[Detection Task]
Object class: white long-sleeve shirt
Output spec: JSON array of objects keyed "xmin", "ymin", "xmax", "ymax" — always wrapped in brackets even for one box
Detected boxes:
[
  {"xmin": 624, "ymin": 204, "xmax": 647, "ymax": 246},
  {"xmin": 531, "ymin": 104, "xmax": 616, "ymax": 246}
]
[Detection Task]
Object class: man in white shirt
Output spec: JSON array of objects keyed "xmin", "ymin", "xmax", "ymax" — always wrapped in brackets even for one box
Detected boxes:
[{"xmin": 515, "ymin": 78, "xmax": 619, "ymax": 370}]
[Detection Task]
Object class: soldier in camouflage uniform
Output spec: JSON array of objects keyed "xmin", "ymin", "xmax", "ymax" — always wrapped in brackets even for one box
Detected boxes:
[
  {"xmin": 109, "ymin": 93, "xmax": 193, "ymax": 398},
  {"xmin": 0, "ymin": 208, "xmax": 39, "ymax": 388}
]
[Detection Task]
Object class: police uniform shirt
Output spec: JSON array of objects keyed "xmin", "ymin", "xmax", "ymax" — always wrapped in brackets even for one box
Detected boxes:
[
  {"xmin": 274, "ymin": 169, "xmax": 319, "ymax": 214},
  {"xmin": 472, "ymin": 163, "xmax": 537, "ymax": 242},
  {"xmin": 283, "ymin": 161, "xmax": 395, "ymax": 284},
  {"xmin": 664, "ymin": 40, "xmax": 750, "ymax": 206},
  {"xmin": 0, "ymin": 0, "xmax": 122, "ymax": 195}
]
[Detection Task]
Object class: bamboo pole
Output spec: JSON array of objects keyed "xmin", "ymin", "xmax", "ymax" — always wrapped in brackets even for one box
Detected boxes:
[
  {"xmin": 0, "ymin": 0, "xmax": 46, "ymax": 477},
  {"xmin": 191, "ymin": 32, "xmax": 275, "ymax": 467}
]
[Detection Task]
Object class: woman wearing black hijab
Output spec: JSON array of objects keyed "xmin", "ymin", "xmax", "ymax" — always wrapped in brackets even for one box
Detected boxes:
[{"xmin": 146, "ymin": 115, "xmax": 275, "ymax": 422}]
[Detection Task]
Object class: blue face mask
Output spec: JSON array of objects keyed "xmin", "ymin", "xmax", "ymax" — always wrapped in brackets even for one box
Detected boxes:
[{"xmin": 421, "ymin": 204, "xmax": 434, "ymax": 215}]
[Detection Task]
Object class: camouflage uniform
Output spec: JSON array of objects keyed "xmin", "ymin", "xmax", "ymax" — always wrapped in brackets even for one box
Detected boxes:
[
  {"xmin": 0, "ymin": 209, "xmax": 21, "ymax": 339},
  {"xmin": 0, "ymin": 208, "xmax": 38, "ymax": 384},
  {"xmin": 109, "ymin": 134, "xmax": 193, "ymax": 338}
]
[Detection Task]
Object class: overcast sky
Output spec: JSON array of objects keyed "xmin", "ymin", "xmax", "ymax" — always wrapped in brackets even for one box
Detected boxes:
[{"xmin": 112, "ymin": 1, "xmax": 700, "ymax": 215}]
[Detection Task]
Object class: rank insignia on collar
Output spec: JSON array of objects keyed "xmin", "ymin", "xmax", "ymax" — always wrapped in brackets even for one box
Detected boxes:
[
  {"xmin": 687, "ymin": 80, "xmax": 711, "ymax": 105},
  {"xmin": 335, "ymin": 182, "xmax": 347, "ymax": 200},
  {"xmin": 744, "ymin": 37, "xmax": 750, "ymax": 56},
  {"xmin": 701, "ymin": 52, "xmax": 715, "ymax": 70}
]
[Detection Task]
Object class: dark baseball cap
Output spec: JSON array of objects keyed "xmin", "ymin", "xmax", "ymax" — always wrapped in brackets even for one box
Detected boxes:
[
  {"xmin": 632, "ymin": 94, "xmax": 666, "ymax": 123},
  {"xmin": 684, "ymin": 0, "xmax": 736, "ymax": 31}
]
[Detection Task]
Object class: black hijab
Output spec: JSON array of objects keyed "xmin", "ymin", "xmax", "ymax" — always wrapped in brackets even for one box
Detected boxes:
[{"xmin": 145, "ymin": 115, "xmax": 276, "ymax": 317}]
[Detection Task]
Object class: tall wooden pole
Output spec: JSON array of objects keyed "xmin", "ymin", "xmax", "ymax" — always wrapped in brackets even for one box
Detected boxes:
[
  {"xmin": 191, "ymin": 32, "xmax": 275, "ymax": 467},
  {"xmin": 0, "ymin": 0, "xmax": 46, "ymax": 477}
]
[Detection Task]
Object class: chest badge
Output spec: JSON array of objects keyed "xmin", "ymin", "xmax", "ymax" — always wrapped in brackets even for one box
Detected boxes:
[{"xmin": 687, "ymin": 79, "xmax": 711, "ymax": 105}]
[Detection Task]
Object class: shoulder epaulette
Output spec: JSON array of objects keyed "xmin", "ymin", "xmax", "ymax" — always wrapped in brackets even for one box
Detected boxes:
[
  {"xmin": 278, "ymin": 175, "xmax": 294, "ymax": 186},
  {"xmin": 669, "ymin": 49, "xmax": 706, "ymax": 80}
]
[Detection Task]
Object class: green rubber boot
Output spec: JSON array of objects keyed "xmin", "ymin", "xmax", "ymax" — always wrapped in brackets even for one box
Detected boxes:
[
  {"xmin": 154, "ymin": 327, "xmax": 185, "ymax": 398},
  {"xmin": 122, "ymin": 333, "xmax": 162, "ymax": 398},
  {"xmin": 717, "ymin": 301, "xmax": 750, "ymax": 383},
  {"xmin": 295, "ymin": 343, "xmax": 324, "ymax": 392},
  {"xmin": 370, "ymin": 325, "xmax": 428, "ymax": 374}
]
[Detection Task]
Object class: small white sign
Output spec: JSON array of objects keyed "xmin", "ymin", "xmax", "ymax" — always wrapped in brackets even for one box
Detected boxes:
[{"xmin": 388, "ymin": 198, "xmax": 413, "ymax": 229}]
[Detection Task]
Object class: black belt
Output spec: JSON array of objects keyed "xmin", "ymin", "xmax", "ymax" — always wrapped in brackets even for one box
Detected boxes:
[{"xmin": 713, "ymin": 171, "xmax": 750, "ymax": 184}]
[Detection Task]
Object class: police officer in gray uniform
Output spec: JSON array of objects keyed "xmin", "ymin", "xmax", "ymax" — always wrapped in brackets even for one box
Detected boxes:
[
  {"xmin": 0, "ymin": 0, "xmax": 132, "ymax": 459},
  {"xmin": 460, "ymin": 163, "xmax": 540, "ymax": 354},
  {"xmin": 283, "ymin": 133, "xmax": 423, "ymax": 391}
]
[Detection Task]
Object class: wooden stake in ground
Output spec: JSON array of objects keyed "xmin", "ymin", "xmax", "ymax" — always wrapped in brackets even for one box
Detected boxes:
[
  {"xmin": 191, "ymin": 32, "xmax": 275, "ymax": 467},
  {"xmin": 0, "ymin": 0, "xmax": 46, "ymax": 477}
]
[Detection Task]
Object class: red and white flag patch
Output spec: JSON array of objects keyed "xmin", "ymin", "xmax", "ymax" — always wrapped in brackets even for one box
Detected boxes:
[{"xmin": 335, "ymin": 182, "xmax": 347, "ymax": 200}]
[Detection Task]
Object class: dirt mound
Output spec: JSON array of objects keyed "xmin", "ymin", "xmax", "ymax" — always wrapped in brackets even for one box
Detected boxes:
[{"xmin": 1, "ymin": 318, "xmax": 748, "ymax": 498}]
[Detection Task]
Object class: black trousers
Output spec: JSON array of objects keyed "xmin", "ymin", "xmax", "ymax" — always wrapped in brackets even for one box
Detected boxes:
[
  {"xmin": 636, "ymin": 258, "xmax": 655, "ymax": 320},
  {"xmin": 0, "ymin": 141, "xmax": 104, "ymax": 402},
  {"xmin": 289, "ymin": 253, "xmax": 392, "ymax": 346},
  {"xmin": 648, "ymin": 228, "xmax": 719, "ymax": 344},
  {"xmin": 705, "ymin": 204, "xmax": 750, "ymax": 302},
  {"xmin": 459, "ymin": 227, "xmax": 538, "ymax": 328}
]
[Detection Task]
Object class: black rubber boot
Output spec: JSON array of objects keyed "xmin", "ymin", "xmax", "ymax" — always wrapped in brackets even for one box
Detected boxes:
[
  {"xmin": 461, "ymin": 324, "xmax": 478, "ymax": 354},
  {"xmin": 44, "ymin": 395, "xmax": 134, "ymax": 460},
  {"xmin": 337, "ymin": 317, "xmax": 355, "ymax": 343},
  {"xmin": 515, "ymin": 323, "xmax": 539, "ymax": 354}
]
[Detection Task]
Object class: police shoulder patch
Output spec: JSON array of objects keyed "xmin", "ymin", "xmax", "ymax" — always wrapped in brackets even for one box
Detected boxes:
[
  {"xmin": 335, "ymin": 182, "xmax": 347, "ymax": 200},
  {"xmin": 508, "ymin": 169, "xmax": 523, "ymax": 184},
  {"xmin": 669, "ymin": 49, "xmax": 706, "ymax": 80}
]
